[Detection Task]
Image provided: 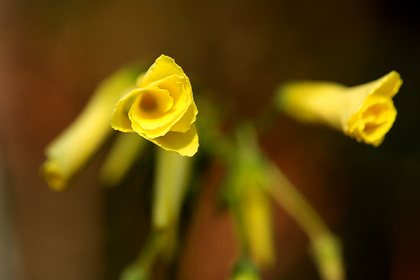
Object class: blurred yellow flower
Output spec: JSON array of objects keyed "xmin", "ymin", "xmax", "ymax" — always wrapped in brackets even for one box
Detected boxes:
[
  {"xmin": 111, "ymin": 55, "xmax": 199, "ymax": 156},
  {"xmin": 41, "ymin": 66, "xmax": 139, "ymax": 191},
  {"xmin": 277, "ymin": 71, "xmax": 402, "ymax": 146}
]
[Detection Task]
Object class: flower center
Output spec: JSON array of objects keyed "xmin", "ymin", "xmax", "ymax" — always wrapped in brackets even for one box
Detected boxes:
[
  {"xmin": 140, "ymin": 93, "xmax": 158, "ymax": 111},
  {"xmin": 358, "ymin": 99, "xmax": 396, "ymax": 145}
]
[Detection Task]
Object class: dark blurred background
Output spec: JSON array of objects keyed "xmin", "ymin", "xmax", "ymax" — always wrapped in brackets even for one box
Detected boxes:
[{"xmin": 1, "ymin": 0, "xmax": 419, "ymax": 279}]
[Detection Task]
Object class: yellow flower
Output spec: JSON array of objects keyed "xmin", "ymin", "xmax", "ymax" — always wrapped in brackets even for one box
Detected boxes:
[
  {"xmin": 41, "ymin": 66, "xmax": 139, "ymax": 191},
  {"xmin": 111, "ymin": 55, "xmax": 199, "ymax": 156},
  {"xmin": 277, "ymin": 71, "xmax": 402, "ymax": 146}
]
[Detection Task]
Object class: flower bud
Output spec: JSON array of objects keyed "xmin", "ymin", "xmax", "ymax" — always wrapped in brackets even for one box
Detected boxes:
[
  {"xmin": 41, "ymin": 66, "xmax": 140, "ymax": 191},
  {"xmin": 153, "ymin": 148, "xmax": 192, "ymax": 230}
]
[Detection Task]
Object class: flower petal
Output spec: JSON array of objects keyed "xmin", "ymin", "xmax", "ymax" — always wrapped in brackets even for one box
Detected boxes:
[
  {"xmin": 149, "ymin": 125, "xmax": 199, "ymax": 157},
  {"xmin": 129, "ymin": 87, "xmax": 174, "ymax": 122},
  {"xmin": 110, "ymin": 89, "xmax": 140, "ymax": 132},
  {"xmin": 346, "ymin": 96, "xmax": 397, "ymax": 146},
  {"xmin": 170, "ymin": 100, "xmax": 198, "ymax": 133},
  {"xmin": 139, "ymin": 55, "xmax": 186, "ymax": 88},
  {"xmin": 130, "ymin": 75, "xmax": 193, "ymax": 138}
]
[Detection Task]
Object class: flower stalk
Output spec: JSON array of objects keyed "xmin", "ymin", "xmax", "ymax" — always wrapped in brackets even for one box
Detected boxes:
[
  {"xmin": 230, "ymin": 258, "xmax": 261, "ymax": 280},
  {"xmin": 226, "ymin": 124, "xmax": 276, "ymax": 268},
  {"xmin": 267, "ymin": 165, "xmax": 345, "ymax": 280}
]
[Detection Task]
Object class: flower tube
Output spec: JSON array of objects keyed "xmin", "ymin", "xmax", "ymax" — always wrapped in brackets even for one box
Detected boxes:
[
  {"xmin": 111, "ymin": 55, "xmax": 199, "ymax": 156},
  {"xmin": 153, "ymin": 148, "xmax": 192, "ymax": 231},
  {"xmin": 41, "ymin": 66, "xmax": 140, "ymax": 191},
  {"xmin": 277, "ymin": 71, "xmax": 402, "ymax": 146}
]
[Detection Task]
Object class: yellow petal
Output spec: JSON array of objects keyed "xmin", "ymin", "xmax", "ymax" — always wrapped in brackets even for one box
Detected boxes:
[
  {"xmin": 139, "ymin": 55, "xmax": 186, "ymax": 88},
  {"xmin": 110, "ymin": 89, "xmax": 140, "ymax": 132},
  {"xmin": 129, "ymin": 75, "xmax": 192, "ymax": 138},
  {"xmin": 344, "ymin": 71, "xmax": 401, "ymax": 146},
  {"xmin": 148, "ymin": 125, "xmax": 199, "ymax": 157},
  {"xmin": 129, "ymin": 87, "xmax": 174, "ymax": 127},
  {"xmin": 170, "ymin": 100, "xmax": 198, "ymax": 133}
]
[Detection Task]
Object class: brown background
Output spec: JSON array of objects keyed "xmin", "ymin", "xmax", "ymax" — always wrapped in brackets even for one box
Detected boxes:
[{"xmin": 1, "ymin": 0, "xmax": 419, "ymax": 279}]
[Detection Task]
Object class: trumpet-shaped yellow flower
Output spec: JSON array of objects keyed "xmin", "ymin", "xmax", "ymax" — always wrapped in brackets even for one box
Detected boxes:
[
  {"xmin": 41, "ymin": 66, "xmax": 139, "ymax": 191},
  {"xmin": 111, "ymin": 55, "xmax": 199, "ymax": 156},
  {"xmin": 277, "ymin": 71, "xmax": 402, "ymax": 146}
]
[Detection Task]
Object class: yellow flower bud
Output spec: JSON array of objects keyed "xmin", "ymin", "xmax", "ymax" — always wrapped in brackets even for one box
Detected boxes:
[
  {"xmin": 111, "ymin": 55, "xmax": 199, "ymax": 156},
  {"xmin": 240, "ymin": 185, "xmax": 276, "ymax": 268},
  {"xmin": 41, "ymin": 66, "xmax": 139, "ymax": 191},
  {"xmin": 277, "ymin": 71, "xmax": 402, "ymax": 146},
  {"xmin": 153, "ymin": 148, "xmax": 192, "ymax": 230},
  {"xmin": 99, "ymin": 133, "xmax": 147, "ymax": 187}
]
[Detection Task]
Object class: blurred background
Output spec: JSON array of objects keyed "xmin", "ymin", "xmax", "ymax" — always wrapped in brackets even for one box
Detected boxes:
[{"xmin": 1, "ymin": 0, "xmax": 419, "ymax": 279}]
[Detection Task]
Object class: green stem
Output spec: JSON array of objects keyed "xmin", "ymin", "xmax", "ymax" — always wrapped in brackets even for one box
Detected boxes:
[
  {"xmin": 267, "ymin": 164, "xmax": 345, "ymax": 280},
  {"xmin": 120, "ymin": 231, "xmax": 167, "ymax": 280}
]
